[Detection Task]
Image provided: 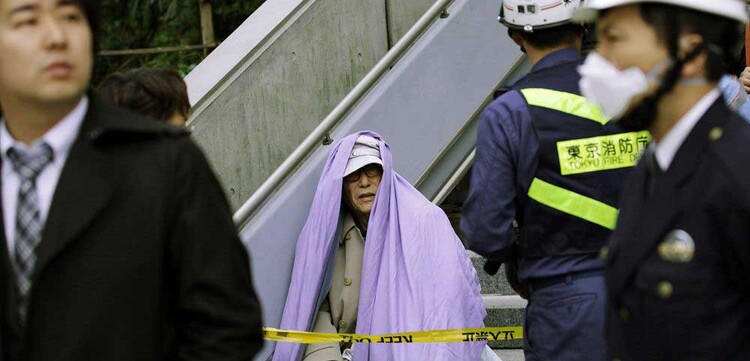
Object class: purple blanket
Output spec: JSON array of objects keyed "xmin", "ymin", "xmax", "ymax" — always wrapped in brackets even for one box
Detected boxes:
[{"xmin": 273, "ymin": 131, "xmax": 486, "ymax": 361}]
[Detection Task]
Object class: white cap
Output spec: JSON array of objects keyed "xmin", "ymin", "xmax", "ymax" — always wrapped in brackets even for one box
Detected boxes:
[
  {"xmin": 575, "ymin": 0, "xmax": 747, "ymax": 23},
  {"xmin": 500, "ymin": 0, "xmax": 585, "ymax": 32},
  {"xmin": 343, "ymin": 135, "xmax": 383, "ymax": 177}
]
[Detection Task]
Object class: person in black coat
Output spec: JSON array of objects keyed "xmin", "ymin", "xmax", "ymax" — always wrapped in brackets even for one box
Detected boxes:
[
  {"xmin": 578, "ymin": 1, "xmax": 750, "ymax": 360},
  {"xmin": 0, "ymin": 1, "xmax": 263, "ymax": 360}
]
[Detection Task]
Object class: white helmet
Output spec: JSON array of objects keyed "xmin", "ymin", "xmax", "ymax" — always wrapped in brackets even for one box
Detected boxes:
[
  {"xmin": 499, "ymin": 0, "xmax": 585, "ymax": 33},
  {"xmin": 576, "ymin": 0, "xmax": 747, "ymax": 23}
]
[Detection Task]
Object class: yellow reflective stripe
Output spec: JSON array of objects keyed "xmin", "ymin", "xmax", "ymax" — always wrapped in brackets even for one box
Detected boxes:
[
  {"xmin": 527, "ymin": 178, "xmax": 618, "ymax": 230},
  {"xmin": 520, "ymin": 88, "xmax": 609, "ymax": 125},
  {"xmin": 557, "ymin": 131, "xmax": 651, "ymax": 175}
]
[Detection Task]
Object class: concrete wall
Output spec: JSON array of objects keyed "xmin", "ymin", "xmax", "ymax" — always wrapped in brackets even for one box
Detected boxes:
[
  {"xmin": 187, "ymin": 0, "xmax": 438, "ymax": 210},
  {"xmin": 189, "ymin": 0, "xmax": 388, "ymax": 208},
  {"xmin": 386, "ymin": 0, "xmax": 436, "ymax": 45}
]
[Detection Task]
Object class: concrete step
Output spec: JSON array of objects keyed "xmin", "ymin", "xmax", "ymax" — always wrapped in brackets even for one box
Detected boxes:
[
  {"xmin": 473, "ymin": 250, "xmax": 525, "ymax": 350},
  {"xmin": 482, "ymin": 295, "xmax": 527, "ymax": 309},
  {"xmin": 482, "ymin": 295, "xmax": 525, "ymax": 349},
  {"xmin": 447, "ymin": 206, "xmax": 518, "ymax": 296},
  {"xmin": 447, "ymin": 184, "xmax": 526, "ymax": 352},
  {"xmin": 471, "ymin": 251, "xmax": 517, "ymax": 296},
  {"xmin": 467, "ymin": 247, "xmax": 525, "ymax": 350},
  {"xmin": 494, "ymin": 349, "xmax": 525, "ymax": 361}
]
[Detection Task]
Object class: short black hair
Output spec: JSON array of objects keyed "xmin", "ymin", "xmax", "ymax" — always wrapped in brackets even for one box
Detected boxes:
[
  {"xmin": 608, "ymin": 4, "xmax": 743, "ymax": 131},
  {"xmin": 600, "ymin": 4, "xmax": 743, "ymax": 81},
  {"xmin": 98, "ymin": 68, "xmax": 190, "ymax": 122},
  {"xmin": 516, "ymin": 24, "xmax": 585, "ymax": 50},
  {"xmin": 73, "ymin": 0, "xmax": 101, "ymax": 51},
  {"xmin": 638, "ymin": 4, "xmax": 742, "ymax": 81},
  {"xmin": 0, "ymin": 1, "xmax": 98, "ymax": 117}
]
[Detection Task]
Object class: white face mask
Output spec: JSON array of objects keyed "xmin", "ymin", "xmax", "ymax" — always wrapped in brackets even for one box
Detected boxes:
[{"xmin": 578, "ymin": 53, "xmax": 670, "ymax": 120}]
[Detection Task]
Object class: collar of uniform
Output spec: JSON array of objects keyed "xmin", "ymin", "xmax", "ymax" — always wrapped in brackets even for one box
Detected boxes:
[
  {"xmin": 0, "ymin": 96, "xmax": 88, "ymax": 162},
  {"xmin": 530, "ymin": 48, "xmax": 582, "ymax": 73},
  {"xmin": 340, "ymin": 213, "xmax": 363, "ymax": 245},
  {"xmin": 653, "ymin": 88, "xmax": 720, "ymax": 171}
]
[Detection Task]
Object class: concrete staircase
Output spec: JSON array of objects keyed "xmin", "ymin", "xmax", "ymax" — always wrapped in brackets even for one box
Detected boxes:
[
  {"xmin": 441, "ymin": 174, "xmax": 526, "ymax": 360},
  {"xmin": 474, "ymin": 255, "xmax": 525, "ymax": 350},
  {"xmin": 474, "ymin": 253, "xmax": 527, "ymax": 361}
]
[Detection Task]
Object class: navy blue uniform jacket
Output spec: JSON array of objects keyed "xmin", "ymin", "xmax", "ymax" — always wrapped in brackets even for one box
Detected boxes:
[{"xmin": 606, "ymin": 98, "xmax": 750, "ymax": 360}]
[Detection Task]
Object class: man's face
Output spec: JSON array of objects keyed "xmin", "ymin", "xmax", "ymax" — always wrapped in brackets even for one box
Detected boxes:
[
  {"xmin": 595, "ymin": 5, "xmax": 669, "ymax": 74},
  {"xmin": 343, "ymin": 164, "xmax": 383, "ymax": 220},
  {"xmin": 0, "ymin": 0, "xmax": 92, "ymax": 105}
]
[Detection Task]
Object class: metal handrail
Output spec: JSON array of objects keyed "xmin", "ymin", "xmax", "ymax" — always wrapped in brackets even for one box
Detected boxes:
[
  {"xmin": 432, "ymin": 149, "xmax": 475, "ymax": 205},
  {"xmin": 232, "ymin": 0, "xmax": 455, "ymax": 226},
  {"xmin": 413, "ymin": 55, "xmax": 527, "ymax": 189},
  {"xmin": 420, "ymin": 55, "xmax": 529, "ymax": 204}
]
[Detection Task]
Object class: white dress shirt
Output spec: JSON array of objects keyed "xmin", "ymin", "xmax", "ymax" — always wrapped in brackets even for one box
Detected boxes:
[
  {"xmin": 1, "ymin": 96, "xmax": 88, "ymax": 252},
  {"xmin": 653, "ymin": 89, "xmax": 720, "ymax": 170}
]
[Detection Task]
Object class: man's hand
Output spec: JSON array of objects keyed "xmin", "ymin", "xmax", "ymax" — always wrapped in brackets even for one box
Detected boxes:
[
  {"xmin": 484, "ymin": 260, "xmax": 502, "ymax": 276},
  {"xmin": 504, "ymin": 259, "xmax": 529, "ymax": 299},
  {"xmin": 740, "ymin": 67, "xmax": 750, "ymax": 94}
]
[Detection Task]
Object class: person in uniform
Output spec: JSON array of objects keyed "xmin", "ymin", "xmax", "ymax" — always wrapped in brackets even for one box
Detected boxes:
[
  {"xmin": 273, "ymin": 132, "xmax": 487, "ymax": 361},
  {"xmin": 576, "ymin": 0, "xmax": 750, "ymax": 359},
  {"xmin": 460, "ymin": 1, "xmax": 644, "ymax": 360}
]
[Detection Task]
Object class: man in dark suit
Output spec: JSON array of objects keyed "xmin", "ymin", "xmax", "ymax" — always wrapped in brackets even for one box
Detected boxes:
[
  {"xmin": 578, "ymin": 1, "xmax": 750, "ymax": 360},
  {"xmin": 0, "ymin": 1, "xmax": 263, "ymax": 361}
]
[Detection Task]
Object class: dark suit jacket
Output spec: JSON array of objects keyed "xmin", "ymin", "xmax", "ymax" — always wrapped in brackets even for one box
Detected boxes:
[
  {"xmin": 605, "ymin": 99, "xmax": 750, "ymax": 360},
  {"xmin": 0, "ymin": 95, "xmax": 263, "ymax": 361}
]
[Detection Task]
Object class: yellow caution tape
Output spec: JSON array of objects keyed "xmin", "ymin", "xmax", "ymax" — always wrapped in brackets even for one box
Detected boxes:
[{"xmin": 263, "ymin": 327, "xmax": 523, "ymax": 344}]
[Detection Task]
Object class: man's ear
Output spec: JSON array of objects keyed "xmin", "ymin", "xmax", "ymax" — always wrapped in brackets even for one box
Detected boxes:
[
  {"xmin": 679, "ymin": 33, "xmax": 708, "ymax": 79},
  {"xmin": 509, "ymin": 29, "xmax": 524, "ymax": 47},
  {"xmin": 508, "ymin": 29, "xmax": 527, "ymax": 54}
]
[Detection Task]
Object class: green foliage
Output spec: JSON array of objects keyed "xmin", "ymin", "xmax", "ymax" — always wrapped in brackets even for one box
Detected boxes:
[{"xmin": 94, "ymin": 0, "xmax": 265, "ymax": 85}]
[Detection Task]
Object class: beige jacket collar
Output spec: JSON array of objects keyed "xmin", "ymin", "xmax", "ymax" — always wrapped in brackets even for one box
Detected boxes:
[{"xmin": 340, "ymin": 213, "xmax": 364, "ymax": 245}]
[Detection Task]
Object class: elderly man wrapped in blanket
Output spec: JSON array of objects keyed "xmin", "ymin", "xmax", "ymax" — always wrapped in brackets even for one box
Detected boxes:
[{"xmin": 273, "ymin": 131, "xmax": 489, "ymax": 361}]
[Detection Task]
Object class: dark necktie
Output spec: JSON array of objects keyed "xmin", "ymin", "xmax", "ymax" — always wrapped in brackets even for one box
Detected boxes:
[
  {"xmin": 6, "ymin": 142, "xmax": 54, "ymax": 325},
  {"xmin": 643, "ymin": 146, "xmax": 662, "ymax": 197}
]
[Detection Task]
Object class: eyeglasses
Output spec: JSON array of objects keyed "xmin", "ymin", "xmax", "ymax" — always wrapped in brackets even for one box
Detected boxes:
[{"xmin": 344, "ymin": 164, "xmax": 383, "ymax": 183}]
